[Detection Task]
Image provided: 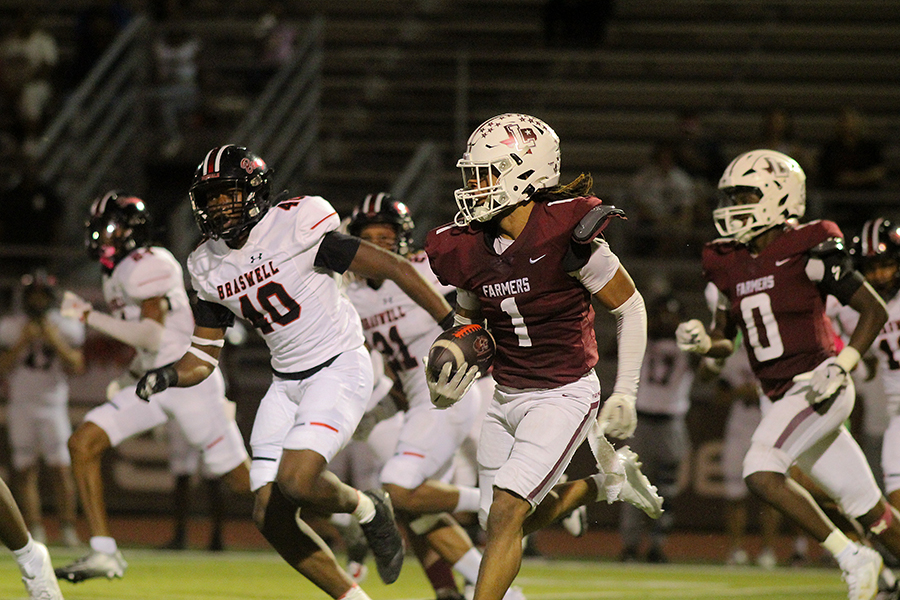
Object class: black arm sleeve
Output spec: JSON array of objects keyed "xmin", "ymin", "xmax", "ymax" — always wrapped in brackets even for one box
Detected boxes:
[
  {"xmin": 809, "ymin": 238, "xmax": 865, "ymax": 304},
  {"xmin": 191, "ymin": 295, "xmax": 236, "ymax": 329},
  {"xmin": 314, "ymin": 231, "xmax": 361, "ymax": 274}
]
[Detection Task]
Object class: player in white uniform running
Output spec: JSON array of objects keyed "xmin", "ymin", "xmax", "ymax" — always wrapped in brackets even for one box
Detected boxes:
[
  {"xmin": 0, "ymin": 272, "xmax": 84, "ymax": 548},
  {"xmin": 55, "ymin": 191, "xmax": 251, "ymax": 584},
  {"xmin": 346, "ymin": 193, "xmax": 528, "ymax": 600},
  {"xmin": 840, "ymin": 218, "xmax": 900, "ymax": 516},
  {"xmin": 135, "ymin": 145, "xmax": 456, "ymax": 600}
]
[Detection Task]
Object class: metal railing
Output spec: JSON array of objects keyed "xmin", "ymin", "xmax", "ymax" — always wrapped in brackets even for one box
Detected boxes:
[
  {"xmin": 229, "ymin": 15, "xmax": 325, "ymax": 193},
  {"xmin": 33, "ymin": 15, "xmax": 151, "ymax": 249}
]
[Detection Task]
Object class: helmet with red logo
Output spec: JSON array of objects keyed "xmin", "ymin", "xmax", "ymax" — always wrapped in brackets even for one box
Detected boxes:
[
  {"xmin": 852, "ymin": 217, "xmax": 900, "ymax": 298},
  {"xmin": 85, "ymin": 191, "xmax": 152, "ymax": 272},
  {"xmin": 347, "ymin": 192, "xmax": 415, "ymax": 256},
  {"xmin": 454, "ymin": 113, "xmax": 560, "ymax": 226},
  {"xmin": 189, "ymin": 145, "xmax": 273, "ymax": 241},
  {"xmin": 714, "ymin": 149, "xmax": 806, "ymax": 244}
]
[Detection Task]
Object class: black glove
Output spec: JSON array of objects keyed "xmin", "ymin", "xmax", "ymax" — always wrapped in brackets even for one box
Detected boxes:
[{"xmin": 136, "ymin": 365, "xmax": 179, "ymax": 401}]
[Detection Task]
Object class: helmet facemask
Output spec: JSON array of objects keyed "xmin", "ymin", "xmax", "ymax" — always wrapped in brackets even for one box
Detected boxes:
[
  {"xmin": 855, "ymin": 218, "xmax": 900, "ymax": 299},
  {"xmin": 190, "ymin": 146, "xmax": 273, "ymax": 243},
  {"xmin": 347, "ymin": 193, "xmax": 415, "ymax": 256},
  {"xmin": 87, "ymin": 219, "xmax": 136, "ymax": 271},
  {"xmin": 713, "ymin": 150, "xmax": 806, "ymax": 244},
  {"xmin": 85, "ymin": 192, "xmax": 150, "ymax": 273},
  {"xmin": 191, "ymin": 179, "xmax": 266, "ymax": 242},
  {"xmin": 453, "ymin": 113, "xmax": 561, "ymax": 226}
]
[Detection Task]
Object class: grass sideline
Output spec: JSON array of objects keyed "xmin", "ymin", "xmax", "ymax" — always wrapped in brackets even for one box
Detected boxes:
[{"xmin": 0, "ymin": 548, "xmax": 855, "ymax": 600}]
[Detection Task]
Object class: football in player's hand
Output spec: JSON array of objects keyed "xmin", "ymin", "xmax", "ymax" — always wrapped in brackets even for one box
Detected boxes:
[{"xmin": 427, "ymin": 324, "xmax": 495, "ymax": 381}]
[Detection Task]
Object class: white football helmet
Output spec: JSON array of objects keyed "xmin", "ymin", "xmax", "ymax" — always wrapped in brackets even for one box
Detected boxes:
[
  {"xmin": 713, "ymin": 149, "xmax": 806, "ymax": 243},
  {"xmin": 454, "ymin": 113, "xmax": 561, "ymax": 225}
]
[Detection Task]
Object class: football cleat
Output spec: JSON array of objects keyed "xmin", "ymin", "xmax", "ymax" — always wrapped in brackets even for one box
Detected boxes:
[
  {"xmin": 561, "ymin": 505, "xmax": 588, "ymax": 537},
  {"xmin": 358, "ymin": 489, "xmax": 404, "ymax": 584},
  {"xmin": 616, "ymin": 447, "xmax": 664, "ymax": 519},
  {"xmin": 55, "ymin": 549, "xmax": 127, "ymax": 583},
  {"xmin": 20, "ymin": 541, "xmax": 63, "ymax": 600},
  {"xmin": 840, "ymin": 545, "xmax": 882, "ymax": 600}
]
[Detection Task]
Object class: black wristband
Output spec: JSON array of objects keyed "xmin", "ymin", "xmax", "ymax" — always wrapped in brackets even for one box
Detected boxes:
[
  {"xmin": 159, "ymin": 364, "xmax": 179, "ymax": 388},
  {"xmin": 438, "ymin": 310, "xmax": 456, "ymax": 331}
]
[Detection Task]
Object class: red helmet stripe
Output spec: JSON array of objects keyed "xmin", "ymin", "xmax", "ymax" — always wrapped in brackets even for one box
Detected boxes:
[
  {"xmin": 862, "ymin": 218, "xmax": 884, "ymax": 257},
  {"xmin": 203, "ymin": 145, "xmax": 235, "ymax": 176}
]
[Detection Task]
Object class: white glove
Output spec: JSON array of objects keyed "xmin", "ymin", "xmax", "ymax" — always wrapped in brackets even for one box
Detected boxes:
[
  {"xmin": 61, "ymin": 290, "xmax": 91, "ymax": 322},
  {"xmin": 793, "ymin": 358, "xmax": 849, "ymax": 405},
  {"xmin": 675, "ymin": 319, "xmax": 711, "ymax": 354},
  {"xmin": 425, "ymin": 358, "xmax": 478, "ymax": 409},
  {"xmin": 598, "ymin": 392, "xmax": 637, "ymax": 439}
]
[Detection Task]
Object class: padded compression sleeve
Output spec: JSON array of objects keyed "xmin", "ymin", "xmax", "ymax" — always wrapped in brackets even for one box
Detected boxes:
[
  {"xmin": 192, "ymin": 297, "xmax": 236, "ymax": 329},
  {"xmin": 608, "ymin": 290, "xmax": 647, "ymax": 397},
  {"xmin": 85, "ymin": 311, "xmax": 165, "ymax": 352},
  {"xmin": 315, "ymin": 231, "xmax": 361, "ymax": 274}
]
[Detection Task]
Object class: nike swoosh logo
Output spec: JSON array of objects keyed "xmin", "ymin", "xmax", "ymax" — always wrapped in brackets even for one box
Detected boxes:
[
  {"xmin": 775, "ymin": 258, "xmax": 791, "ymax": 266},
  {"xmin": 529, "ymin": 255, "xmax": 546, "ymax": 264}
]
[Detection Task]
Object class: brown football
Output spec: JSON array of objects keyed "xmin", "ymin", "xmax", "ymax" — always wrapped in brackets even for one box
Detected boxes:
[{"xmin": 426, "ymin": 324, "xmax": 495, "ymax": 381}]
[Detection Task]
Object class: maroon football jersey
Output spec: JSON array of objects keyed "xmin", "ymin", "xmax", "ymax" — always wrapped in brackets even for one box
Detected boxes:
[
  {"xmin": 703, "ymin": 220, "xmax": 843, "ymax": 399},
  {"xmin": 425, "ymin": 196, "xmax": 604, "ymax": 390}
]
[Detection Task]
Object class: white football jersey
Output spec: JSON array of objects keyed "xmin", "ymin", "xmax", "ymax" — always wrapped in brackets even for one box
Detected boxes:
[
  {"xmin": 346, "ymin": 250, "xmax": 452, "ymax": 397},
  {"xmin": 188, "ymin": 196, "xmax": 365, "ymax": 373},
  {"xmin": 833, "ymin": 292, "xmax": 900, "ymax": 398},
  {"xmin": 0, "ymin": 310, "xmax": 84, "ymax": 405},
  {"xmin": 102, "ymin": 246, "xmax": 194, "ymax": 372}
]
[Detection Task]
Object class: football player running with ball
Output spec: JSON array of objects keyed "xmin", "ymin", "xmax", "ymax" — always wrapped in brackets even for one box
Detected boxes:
[
  {"xmin": 425, "ymin": 113, "xmax": 662, "ymax": 600},
  {"xmin": 136, "ymin": 145, "xmax": 455, "ymax": 600},
  {"xmin": 56, "ymin": 192, "xmax": 252, "ymax": 584},
  {"xmin": 676, "ymin": 149, "xmax": 900, "ymax": 600},
  {"xmin": 346, "ymin": 193, "xmax": 523, "ymax": 600}
]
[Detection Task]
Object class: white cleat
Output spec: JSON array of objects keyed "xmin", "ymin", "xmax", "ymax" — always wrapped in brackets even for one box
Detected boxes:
[
  {"xmin": 616, "ymin": 447, "xmax": 664, "ymax": 519},
  {"xmin": 561, "ymin": 505, "xmax": 588, "ymax": 537},
  {"xmin": 55, "ymin": 549, "xmax": 127, "ymax": 583},
  {"xmin": 21, "ymin": 541, "xmax": 63, "ymax": 600},
  {"xmin": 840, "ymin": 545, "xmax": 882, "ymax": 600}
]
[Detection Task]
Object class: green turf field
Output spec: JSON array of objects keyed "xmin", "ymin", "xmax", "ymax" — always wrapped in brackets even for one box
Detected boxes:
[{"xmin": 0, "ymin": 549, "xmax": 854, "ymax": 599}]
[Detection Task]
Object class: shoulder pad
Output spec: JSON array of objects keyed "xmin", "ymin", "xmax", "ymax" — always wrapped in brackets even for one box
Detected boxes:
[
  {"xmin": 572, "ymin": 205, "xmax": 626, "ymax": 244},
  {"xmin": 808, "ymin": 237, "xmax": 848, "ymax": 258}
]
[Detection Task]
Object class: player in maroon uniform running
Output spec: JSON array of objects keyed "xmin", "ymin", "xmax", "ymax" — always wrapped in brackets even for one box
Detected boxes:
[
  {"xmin": 676, "ymin": 149, "xmax": 900, "ymax": 600},
  {"xmin": 425, "ymin": 113, "xmax": 661, "ymax": 600}
]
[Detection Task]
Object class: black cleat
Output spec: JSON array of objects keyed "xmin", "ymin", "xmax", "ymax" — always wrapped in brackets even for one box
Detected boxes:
[{"xmin": 358, "ymin": 489, "xmax": 404, "ymax": 584}]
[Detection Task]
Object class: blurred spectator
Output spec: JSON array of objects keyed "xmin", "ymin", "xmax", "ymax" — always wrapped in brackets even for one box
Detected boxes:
[
  {"xmin": 673, "ymin": 110, "xmax": 728, "ymax": 188},
  {"xmin": 756, "ymin": 107, "xmax": 816, "ymax": 178},
  {"xmin": 628, "ymin": 141, "xmax": 697, "ymax": 255},
  {"xmin": 544, "ymin": 0, "xmax": 615, "ymax": 48},
  {"xmin": 0, "ymin": 271, "xmax": 85, "ymax": 547},
  {"xmin": 0, "ymin": 9, "xmax": 59, "ymax": 148},
  {"xmin": 817, "ymin": 106, "xmax": 887, "ymax": 191},
  {"xmin": 0, "ymin": 157, "xmax": 62, "ymax": 270},
  {"xmin": 618, "ymin": 294, "xmax": 693, "ymax": 564},
  {"xmin": 152, "ymin": 29, "xmax": 201, "ymax": 159},
  {"xmin": 68, "ymin": 0, "xmax": 132, "ymax": 90},
  {"xmin": 249, "ymin": 1, "xmax": 298, "ymax": 91}
]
